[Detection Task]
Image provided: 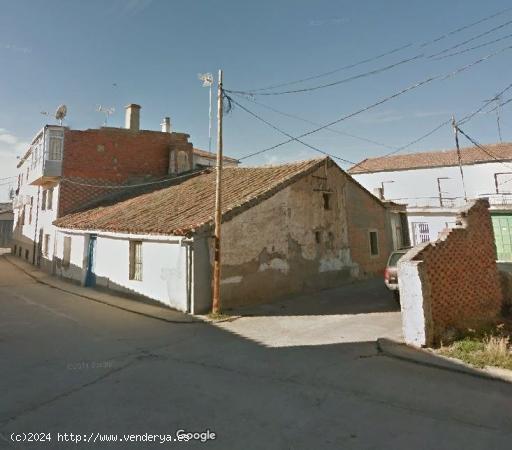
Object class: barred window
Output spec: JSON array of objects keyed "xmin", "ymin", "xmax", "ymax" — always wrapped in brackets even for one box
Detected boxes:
[{"xmin": 129, "ymin": 241, "xmax": 143, "ymax": 281}]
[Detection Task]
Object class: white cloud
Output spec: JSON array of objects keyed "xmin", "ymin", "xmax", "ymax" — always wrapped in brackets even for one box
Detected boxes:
[
  {"xmin": 309, "ymin": 18, "xmax": 349, "ymax": 27},
  {"xmin": 0, "ymin": 43, "xmax": 31, "ymax": 54},
  {"xmin": 0, "ymin": 129, "xmax": 28, "ymax": 201}
]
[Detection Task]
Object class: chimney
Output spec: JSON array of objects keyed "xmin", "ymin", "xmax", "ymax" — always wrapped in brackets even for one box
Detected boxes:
[
  {"xmin": 125, "ymin": 104, "xmax": 141, "ymax": 131},
  {"xmin": 161, "ymin": 117, "xmax": 171, "ymax": 133}
]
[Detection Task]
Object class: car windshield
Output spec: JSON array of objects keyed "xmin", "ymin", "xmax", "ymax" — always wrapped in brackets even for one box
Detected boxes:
[{"xmin": 388, "ymin": 252, "xmax": 406, "ymax": 267}]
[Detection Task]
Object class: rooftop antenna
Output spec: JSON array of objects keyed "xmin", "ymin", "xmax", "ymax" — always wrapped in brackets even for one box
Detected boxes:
[
  {"xmin": 96, "ymin": 105, "xmax": 115, "ymax": 126},
  {"xmin": 55, "ymin": 104, "xmax": 67, "ymax": 125},
  {"xmin": 198, "ymin": 72, "xmax": 214, "ymax": 153}
]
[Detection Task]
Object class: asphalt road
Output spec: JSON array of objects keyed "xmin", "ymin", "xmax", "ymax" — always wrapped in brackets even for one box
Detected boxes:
[{"xmin": 1, "ymin": 256, "xmax": 512, "ymax": 449}]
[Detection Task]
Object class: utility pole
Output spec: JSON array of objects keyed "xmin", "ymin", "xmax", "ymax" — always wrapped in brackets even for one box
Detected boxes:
[
  {"xmin": 494, "ymin": 95, "xmax": 503, "ymax": 143},
  {"xmin": 212, "ymin": 69, "xmax": 223, "ymax": 314},
  {"xmin": 452, "ymin": 115, "xmax": 468, "ymax": 202}
]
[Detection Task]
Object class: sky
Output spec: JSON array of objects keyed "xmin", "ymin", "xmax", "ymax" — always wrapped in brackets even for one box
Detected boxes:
[{"xmin": 1, "ymin": 0, "xmax": 512, "ymax": 200}]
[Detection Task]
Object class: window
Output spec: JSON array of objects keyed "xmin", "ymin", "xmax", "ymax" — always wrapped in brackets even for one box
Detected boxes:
[
  {"xmin": 129, "ymin": 241, "xmax": 143, "ymax": 281},
  {"xmin": 48, "ymin": 136, "xmax": 63, "ymax": 160},
  {"xmin": 43, "ymin": 234, "xmax": 50, "ymax": 256},
  {"xmin": 41, "ymin": 190, "xmax": 47, "ymax": 211},
  {"xmin": 369, "ymin": 230, "xmax": 379, "ymax": 256},
  {"xmin": 25, "ymin": 249, "xmax": 29, "ymax": 260},
  {"xmin": 63, "ymin": 236, "xmax": 71, "ymax": 267},
  {"xmin": 315, "ymin": 231, "xmax": 322, "ymax": 244},
  {"xmin": 29, "ymin": 197, "xmax": 33, "ymax": 224},
  {"xmin": 412, "ymin": 222, "xmax": 430, "ymax": 245},
  {"xmin": 47, "ymin": 188, "xmax": 53, "ymax": 210},
  {"xmin": 322, "ymin": 193, "xmax": 331, "ymax": 210}
]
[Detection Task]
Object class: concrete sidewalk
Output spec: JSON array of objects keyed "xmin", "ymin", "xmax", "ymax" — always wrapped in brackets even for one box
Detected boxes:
[{"xmin": 3, "ymin": 254, "xmax": 197, "ymax": 324}]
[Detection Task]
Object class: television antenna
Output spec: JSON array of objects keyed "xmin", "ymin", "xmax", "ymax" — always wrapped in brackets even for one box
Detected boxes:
[
  {"xmin": 198, "ymin": 72, "xmax": 214, "ymax": 153},
  {"xmin": 55, "ymin": 105, "xmax": 67, "ymax": 125},
  {"xmin": 97, "ymin": 105, "xmax": 115, "ymax": 126}
]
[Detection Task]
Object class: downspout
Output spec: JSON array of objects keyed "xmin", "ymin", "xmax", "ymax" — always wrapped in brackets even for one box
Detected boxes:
[
  {"xmin": 181, "ymin": 237, "xmax": 193, "ymax": 313},
  {"xmin": 32, "ymin": 186, "xmax": 41, "ymax": 265}
]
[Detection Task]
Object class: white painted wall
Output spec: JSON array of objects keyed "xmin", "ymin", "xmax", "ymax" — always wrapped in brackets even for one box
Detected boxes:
[
  {"xmin": 352, "ymin": 160, "xmax": 512, "ymax": 244},
  {"xmin": 398, "ymin": 258, "xmax": 428, "ymax": 347},
  {"xmin": 353, "ymin": 161, "xmax": 512, "ymax": 206},
  {"xmin": 55, "ymin": 230, "xmax": 190, "ymax": 312}
]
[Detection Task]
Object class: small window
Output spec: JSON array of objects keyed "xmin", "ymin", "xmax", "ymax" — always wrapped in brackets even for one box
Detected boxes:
[
  {"xmin": 315, "ymin": 230, "xmax": 322, "ymax": 244},
  {"xmin": 63, "ymin": 236, "xmax": 71, "ymax": 267},
  {"xmin": 43, "ymin": 234, "xmax": 50, "ymax": 256},
  {"xmin": 369, "ymin": 230, "xmax": 379, "ymax": 256},
  {"xmin": 47, "ymin": 188, "xmax": 53, "ymax": 210},
  {"xmin": 129, "ymin": 241, "xmax": 143, "ymax": 281},
  {"xmin": 41, "ymin": 190, "xmax": 47, "ymax": 211},
  {"xmin": 322, "ymin": 193, "xmax": 331, "ymax": 210}
]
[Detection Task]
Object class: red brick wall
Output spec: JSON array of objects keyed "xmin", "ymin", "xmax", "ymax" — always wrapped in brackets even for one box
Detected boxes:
[
  {"xmin": 413, "ymin": 199, "xmax": 502, "ymax": 342},
  {"xmin": 58, "ymin": 128, "xmax": 193, "ymax": 216}
]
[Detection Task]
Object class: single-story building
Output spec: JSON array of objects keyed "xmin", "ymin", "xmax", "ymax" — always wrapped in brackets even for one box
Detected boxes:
[{"xmin": 53, "ymin": 157, "xmax": 408, "ymax": 313}]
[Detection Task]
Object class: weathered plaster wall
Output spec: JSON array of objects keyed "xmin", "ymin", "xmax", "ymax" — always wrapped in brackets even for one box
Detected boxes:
[
  {"xmin": 398, "ymin": 199, "xmax": 502, "ymax": 347},
  {"xmin": 216, "ymin": 163, "xmax": 391, "ymax": 309},
  {"xmin": 344, "ymin": 179, "xmax": 394, "ymax": 276}
]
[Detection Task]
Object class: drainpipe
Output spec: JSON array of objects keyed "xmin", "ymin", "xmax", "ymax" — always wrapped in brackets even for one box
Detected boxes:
[
  {"xmin": 181, "ymin": 237, "xmax": 194, "ymax": 313},
  {"xmin": 32, "ymin": 186, "xmax": 41, "ymax": 265}
]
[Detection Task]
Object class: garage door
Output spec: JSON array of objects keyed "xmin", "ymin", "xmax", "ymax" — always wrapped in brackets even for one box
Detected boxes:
[{"xmin": 492, "ymin": 214, "xmax": 512, "ymax": 261}]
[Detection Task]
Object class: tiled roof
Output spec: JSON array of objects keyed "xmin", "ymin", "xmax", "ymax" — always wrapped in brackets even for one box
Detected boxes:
[
  {"xmin": 54, "ymin": 158, "xmax": 328, "ymax": 236},
  {"xmin": 348, "ymin": 142, "xmax": 512, "ymax": 174},
  {"xmin": 193, "ymin": 148, "xmax": 239, "ymax": 163}
]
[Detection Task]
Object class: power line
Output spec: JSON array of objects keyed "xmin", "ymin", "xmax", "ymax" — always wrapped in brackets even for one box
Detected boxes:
[
  {"xmin": 249, "ymin": 44, "xmax": 414, "ymax": 93},
  {"xmin": 455, "ymin": 126, "xmax": 512, "ymax": 175},
  {"xmin": 226, "ymin": 54, "xmax": 424, "ymax": 96},
  {"xmin": 227, "ymin": 22, "xmax": 512, "ymax": 97},
  {"xmin": 61, "ymin": 170, "xmax": 204, "ymax": 189},
  {"xmin": 230, "ymin": 7, "xmax": 512, "ymax": 94},
  {"xmin": 428, "ymin": 18, "xmax": 512, "ymax": 59},
  {"xmin": 432, "ymin": 31, "xmax": 512, "ymax": 61},
  {"xmin": 225, "ymin": 94, "xmax": 365, "ymax": 167},
  {"xmin": 235, "ymin": 44, "xmax": 512, "ymax": 161},
  {"xmin": 234, "ymin": 94, "xmax": 397, "ymax": 150},
  {"xmin": 419, "ymin": 7, "xmax": 512, "ymax": 47}
]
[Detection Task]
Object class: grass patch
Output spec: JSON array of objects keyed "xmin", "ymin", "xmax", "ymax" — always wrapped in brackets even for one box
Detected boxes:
[
  {"xmin": 206, "ymin": 311, "xmax": 233, "ymax": 322},
  {"xmin": 438, "ymin": 326, "xmax": 512, "ymax": 370}
]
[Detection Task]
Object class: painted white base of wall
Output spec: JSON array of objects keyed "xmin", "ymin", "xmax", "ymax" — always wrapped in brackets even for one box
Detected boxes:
[
  {"xmin": 55, "ymin": 231, "xmax": 190, "ymax": 312},
  {"xmin": 398, "ymin": 259, "xmax": 428, "ymax": 347}
]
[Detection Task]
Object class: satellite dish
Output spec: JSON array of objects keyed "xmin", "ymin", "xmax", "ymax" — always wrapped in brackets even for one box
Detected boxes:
[{"xmin": 55, "ymin": 104, "xmax": 67, "ymax": 125}]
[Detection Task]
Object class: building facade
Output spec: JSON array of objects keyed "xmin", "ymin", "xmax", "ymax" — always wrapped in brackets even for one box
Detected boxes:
[
  {"xmin": 53, "ymin": 157, "xmax": 407, "ymax": 313},
  {"xmin": 349, "ymin": 142, "xmax": 512, "ymax": 261},
  {"xmin": 0, "ymin": 203, "xmax": 13, "ymax": 248},
  {"xmin": 11, "ymin": 104, "xmax": 238, "ymax": 269}
]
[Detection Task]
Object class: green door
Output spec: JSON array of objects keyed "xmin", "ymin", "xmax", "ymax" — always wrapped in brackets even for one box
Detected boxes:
[{"xmin": 492, "ymin": 214, "xmax": 512, "ymax": 261}]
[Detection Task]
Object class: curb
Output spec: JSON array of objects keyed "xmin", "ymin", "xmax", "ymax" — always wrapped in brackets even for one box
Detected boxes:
[
  {"xmin": 377, "ymin": 338, "xmax": 512, "ymax": 385},
  {"xmin": 4, "ymin": 256, "xmax": 200, "ymax": 325}
]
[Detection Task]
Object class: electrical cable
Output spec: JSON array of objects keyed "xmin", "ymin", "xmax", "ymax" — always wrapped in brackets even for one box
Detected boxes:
[
  {"xmin": 235, "ymin": 44, "xmax": 512, "ymax": 161},
  {"xmin": 230, "ymin": 7, "xmax": 512, "ymax": 94}
]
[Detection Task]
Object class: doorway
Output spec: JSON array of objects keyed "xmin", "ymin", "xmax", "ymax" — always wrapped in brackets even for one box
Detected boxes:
[{"xmin": 85, "ymin": 235, "xmax": 97, "ymax": 287}]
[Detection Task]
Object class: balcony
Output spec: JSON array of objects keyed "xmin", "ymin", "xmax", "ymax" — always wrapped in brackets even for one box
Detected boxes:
[{"xmin": 24, "ymin": 127, "xmax": 64, "ymax": 186}]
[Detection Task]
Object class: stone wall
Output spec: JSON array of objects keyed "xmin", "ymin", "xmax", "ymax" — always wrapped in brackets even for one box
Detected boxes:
[
  {"xmin": 216, "ymin": 162, "xmax": 396, "ymax": 310},
  {"xmin": 398, "ymin": 199, "xmax": 502, "ymax": 347}
]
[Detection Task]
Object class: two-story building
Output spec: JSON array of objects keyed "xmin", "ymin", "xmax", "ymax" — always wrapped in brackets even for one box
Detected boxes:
[
  {"xmin": 11, "ymin": 104, "xmax": 238, "ymax": 270},
  {"xmin": 349, "ymin": 142, "xmax": 512, "ymax": 261}
]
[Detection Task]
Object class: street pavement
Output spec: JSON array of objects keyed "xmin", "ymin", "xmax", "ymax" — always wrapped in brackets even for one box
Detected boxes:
[{"xmin": 1, "ymin": 255, "xmax": 512, "ymax": 449}]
